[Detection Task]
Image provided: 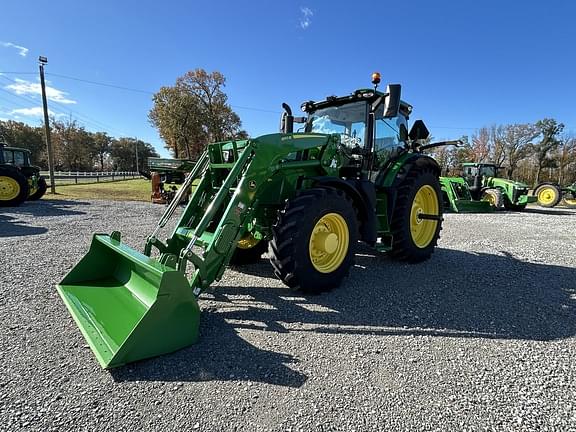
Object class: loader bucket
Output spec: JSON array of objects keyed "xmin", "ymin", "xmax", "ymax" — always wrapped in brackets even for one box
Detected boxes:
[
  {"xmin": 451, "ymin": 199, "xmax": 494, "ymax": 213},
  {"xmin": 56, "ymin": 234, "xmax": 200, "ymax": 369}
]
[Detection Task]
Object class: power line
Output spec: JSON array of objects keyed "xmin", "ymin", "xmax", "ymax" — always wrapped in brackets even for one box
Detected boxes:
[
  {"xmin": 46, "ymin": 72, "xmax": 154, "ymax": 95},
  {"xmin": 0, "ymin": 70, "xmax": 282, "ymax": 114}
]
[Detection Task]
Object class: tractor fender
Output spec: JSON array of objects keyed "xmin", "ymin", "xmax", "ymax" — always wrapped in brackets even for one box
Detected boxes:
[
  {"xmin": 309, "ymin": 176, "xmax": 378, "ymax": 245},
  {"xmin": 383, "ymin": 154, "xmax": 441, "ymax": 224}
]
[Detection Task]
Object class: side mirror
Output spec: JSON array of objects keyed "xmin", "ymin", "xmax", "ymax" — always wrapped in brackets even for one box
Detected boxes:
[
  {"xmin": 383, "ymin": 84, "xmax": 401, "ymax": 118},
  {"xmin": 399, "ymin": 124, "xmax": 409, "ymax": 142},
  {"xmin": 409, "ymin": 120, "xmax": 430, "ymax": 141}
]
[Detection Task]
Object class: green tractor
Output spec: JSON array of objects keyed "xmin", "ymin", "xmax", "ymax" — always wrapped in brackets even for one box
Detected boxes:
[
  {"xmin": 0, "ymin": 141, "xmax": 47, "ymax": 206},
  {"xmin": 533, "ymin": 182, "xmax": 576, "ymax": 208},
  {"xmin": 439, "ymin": 176, "xmax": 493, "ymax": 213},
  {"xmin": 441, "ymin": 162, "xmax": 535, "ymax": 211},
  {"xmin": 57, "ymin": 77, "xmax": 446, "ymax": 368}
]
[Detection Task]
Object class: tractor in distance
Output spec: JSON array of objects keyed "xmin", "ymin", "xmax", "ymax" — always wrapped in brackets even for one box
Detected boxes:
[
  {"xmin": 145, "ymin": 157, "xmax": 196, "ymax": 204},
  {"xmin": 0, "ymin": 141, "xmax": 47, "ymax": 206},
  {"xmin": 533, "ymin": 181, "xmax": 576, "ymax": 208},
  {"xmin": 441, "ymin": 162, "xmax": 535, "ymax": 211},
  {"xmin": 57, "ymin": 74, "xmax": 447, "ymax": 368}
]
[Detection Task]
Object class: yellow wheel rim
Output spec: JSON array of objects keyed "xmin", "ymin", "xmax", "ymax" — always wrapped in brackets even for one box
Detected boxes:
[
  {"xmin": 237, "ymin": 233, "xmax": 261, "ymax": 249},
  {"xmin": 0, "ymin": 176, "xmax": 20, "ymax": 200},
  {"xmin": 482, "ymin": 192, "xmax": 496, "ymax": 206},
  {"xmin": 564, "ymin": 197, "xmax": 576, "ymax": 206},
  {"xmin": 410, "ymin": 185, "xmax": 439, "ymax": 248},
  {"xmin": 308, "ymin": 212, "xmax": 349, "ymax": 273},
  {"xmin": 537, "ymin": 187, "xmax": 557, "ymax": 205}
]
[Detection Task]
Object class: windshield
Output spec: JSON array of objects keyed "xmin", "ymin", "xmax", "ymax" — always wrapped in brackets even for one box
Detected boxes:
[
  {"xmin": 306, "ymin": 102, "xmax": 367, "ymax": 149},
  {"xmin": 479, "ymin": 165, "xmax": 497, "ymax": 177}
]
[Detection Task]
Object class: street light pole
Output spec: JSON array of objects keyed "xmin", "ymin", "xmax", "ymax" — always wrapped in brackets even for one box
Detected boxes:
[{"xmin": 39, "ymin": 56, "xmax": 56, "ymax": 194}]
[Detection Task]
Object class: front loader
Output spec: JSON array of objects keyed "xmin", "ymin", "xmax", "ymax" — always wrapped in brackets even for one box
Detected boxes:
[
  {"xmin": 57, "ymin": 75, "xmax": 445, "ymax": 368},
  {"xmin": 441, "ymin": 162, "xmax": 535, "ymax": 211}
]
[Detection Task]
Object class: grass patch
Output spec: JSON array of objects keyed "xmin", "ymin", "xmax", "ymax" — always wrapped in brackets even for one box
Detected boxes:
[{"xmin": 47, "ymin": 179, "xmax": 151, "ymax": 202}]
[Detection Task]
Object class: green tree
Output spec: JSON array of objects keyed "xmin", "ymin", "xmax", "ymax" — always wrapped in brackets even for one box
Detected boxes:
[
  {"xmin": 110, "ymin": 138, "xmax": 159, "ymax": 171},
  {"xmin": 149, "ymin": 69, "xmax": 246, "ymax": 159},
  {"xmin": 93, "ymin": 132, "xmax": 113, "ymax": 171},
  {"xmin": 0, "ymin": 120, "xmax": 45, "ymax": 167},
  {"xmin": 530, "ymin": 118, "xmax": 564, "ymax": 186},
  {"xmin": 51, "ymin": 117, "xmax": 96, "ymax": 170}
]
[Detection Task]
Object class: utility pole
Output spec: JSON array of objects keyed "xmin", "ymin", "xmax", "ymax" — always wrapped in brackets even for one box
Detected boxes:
[
  {"xmin": 134, "ymin": 137, "xmax": 139, "ymax": 173},
  {"xmin": 39, "ymin": 56, "xmax": 56, "ymax": 194}
]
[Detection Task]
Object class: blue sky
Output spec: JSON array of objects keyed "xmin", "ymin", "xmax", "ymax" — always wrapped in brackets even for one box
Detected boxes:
[{"xmin": 1, "ymin": 0, "xmax": 575, "ymax": 157}]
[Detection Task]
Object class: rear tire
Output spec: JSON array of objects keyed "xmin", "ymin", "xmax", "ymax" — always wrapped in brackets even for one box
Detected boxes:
[
  {"xmin": 563, "ymin": 190, "xmax": 576, "ymax": 208},
  {"xmin": 270, "ymin": 187, "xmax": 358, "ymax": 294},
  {"xmin": 390, "ymin": 167, "xmax": 443, "ymax": 263},
  {"xmin": 481, "ymin": 188, "xmax": 503, "ymax": 209},
  {"xmin": 29, "ymin": 177, "xmax": 47, "ymax": 200},
  {"xmin": 0, "ymin": 167, "xmax": 29, "ymax": 207},
  {"xmin": 535, "ymin": 184, "xmax": 561, "ymax": 208}
]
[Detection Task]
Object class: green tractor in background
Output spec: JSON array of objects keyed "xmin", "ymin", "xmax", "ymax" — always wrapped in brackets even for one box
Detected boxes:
[
  {"xmin": 57, "ymin": 75, "xmax": 448, "ymax": 368},
  {"xmin": 0, "ymin": 141, "xmax": 47, "ymax": 206},
  {"xmin": 441, "ymin": 162, "xmax": 535, "ymax": 212},
  {"xmin": 533, "ymin": 182, "xmax": 576, "ymax": 208}
]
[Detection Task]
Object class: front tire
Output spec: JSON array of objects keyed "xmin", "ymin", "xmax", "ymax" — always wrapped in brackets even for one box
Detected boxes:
[
  {"xmin": 29, "ymin": 177, "xmax": 47, "ymax": 200},
  {"xmin": 390, "ymin": 167, "xmax": 443, "ymax": 263},
  {"xmin": 270, "ymin": 188, "xmax": 358, "ymax": 294},
  {"xmin": 481, "ymin": 188, "xmax": 503, "ymax": 209},
  {"xmin": 229, "ymin": 234, "xmax": 268, "ymax": 265},
  {"xmin": 0, "ymin": 167, "xmax": 29, "ymax": 207}
]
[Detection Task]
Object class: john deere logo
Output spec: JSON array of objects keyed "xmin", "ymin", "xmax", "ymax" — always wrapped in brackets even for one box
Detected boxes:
[{"xmin": 248, "ymin": 180, "xmax": 257, "ymax": 190}]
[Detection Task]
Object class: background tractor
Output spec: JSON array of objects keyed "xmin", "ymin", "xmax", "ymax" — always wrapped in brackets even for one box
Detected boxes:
[
  {"xmin": 533, "ymin": 182, "xmax": 576, "ymax": 208},
  {"xmin": 57, "ymin": 76, "xmax": 446, "ymax": 368},
  {"xmin": 143, "ymin": 157, "xmax": 195, "ymax": 204},
  {"xmin": 441, "ymin": 162, "xmax": 535, "ymax": 211},
  {"xmin": 0, "ymin": 141, "xmax": 47, "ymax": 206}
]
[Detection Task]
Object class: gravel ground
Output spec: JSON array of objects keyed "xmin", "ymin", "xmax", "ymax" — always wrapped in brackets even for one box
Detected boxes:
[{"xmin": 1, "ymin": 199, "xmax": 576, "ymax": 431}]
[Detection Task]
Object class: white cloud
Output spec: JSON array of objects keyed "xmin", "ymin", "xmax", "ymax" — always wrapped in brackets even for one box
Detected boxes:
[
  {"xmin": 6, "ymin": 78, "xmax": 77, "ymax": 104},
  {"xmin": 9, "ymin": 107, "xmax": 64, "ymax": 118},
  {"xmin": 1, "ymin": 41, "xmax": 29, "ymax": 57},
  {"xmin": 300, "ymin": 7, "xmax": 313, "ymax": 29}
]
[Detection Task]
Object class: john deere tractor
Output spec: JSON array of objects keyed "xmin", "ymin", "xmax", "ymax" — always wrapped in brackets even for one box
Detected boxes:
[
  {"xmin": 57, "ymin": 76, "xmax": 446, "ymax": 368},
  {"xmin": 533, "ymin": 182, "xmax": 576, "ymax": 208},
  {"xmin": 441, "ymin": 162, "xmax": 535, "ymax": 211},
  {"xmin": 0, "ymin": 141, "xmax": 47, "ymax": 206}
]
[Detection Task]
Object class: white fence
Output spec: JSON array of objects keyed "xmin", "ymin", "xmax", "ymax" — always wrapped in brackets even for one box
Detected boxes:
[{"xmin": 40, "ymin": 171, "xmax": 141, "ymax": 185}]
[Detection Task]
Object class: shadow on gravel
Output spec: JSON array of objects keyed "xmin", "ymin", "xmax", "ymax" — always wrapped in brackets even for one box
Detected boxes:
[
  {"xmin": 110, "ymin": 246, "xmax": 575, "ymax": 387},
  {"xmin": 111, "ymin": 310, "xmax": 307, "ymax": 387},
  {"xmin": 7, "ymin": 199, "xmax": 90, "ymax": 217},
  {"xmin": 0, "ymin": 214, "xmax": 48, "ymax": 237},
  {"xmin": 522, "ymin": 207, "xmax": 576, "ymax": 216},
  {"xmin": 209, "ymin": 247, "xmax": 576, "ymax": 342},
  {"xmin": 0, "ymin": 200, "xmax": 89, "ymax": 237}
]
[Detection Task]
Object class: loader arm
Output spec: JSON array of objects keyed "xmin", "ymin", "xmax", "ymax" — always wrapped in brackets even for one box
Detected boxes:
[{"xmin": 57, "ymin": 133, "xmax": 340, "ymax": 368}]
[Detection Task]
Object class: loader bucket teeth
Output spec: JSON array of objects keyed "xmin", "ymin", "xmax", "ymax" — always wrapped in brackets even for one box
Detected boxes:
[{"xmin": 56, "ymin": 234, "xmax": 200, "ymax": 368}]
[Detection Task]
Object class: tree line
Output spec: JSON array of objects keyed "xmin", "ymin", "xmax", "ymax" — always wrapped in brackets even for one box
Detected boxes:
[
  {"xmin": 429, "ymin": 118, "xmax": 576, "ymax": 186},
  {"xmin": 0, "ymin": 118, "xmax": 158, "ymax": 171}
]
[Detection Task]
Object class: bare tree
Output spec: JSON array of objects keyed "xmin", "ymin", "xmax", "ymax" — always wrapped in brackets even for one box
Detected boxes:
[
  {"xmin": 530, "ymin": 119, "xmax": 564, "ymax": 186},
  {"xmin": 499, "ymin": 123, "xmax": 539, "ymax": 179}
]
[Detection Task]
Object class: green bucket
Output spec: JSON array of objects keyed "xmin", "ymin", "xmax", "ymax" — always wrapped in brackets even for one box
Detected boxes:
[
  {"xmin": 57, "ymin": 234, "xmax": 200, "ymax": 368},
  {"xmin": 452, "ymin": 199, "xmax": 494, "ymax": 213}
]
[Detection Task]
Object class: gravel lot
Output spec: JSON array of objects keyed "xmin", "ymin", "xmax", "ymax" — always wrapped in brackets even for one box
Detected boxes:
[{"xmin": 1, "ymin": 199, "xmax": 575, "ymax": 431}]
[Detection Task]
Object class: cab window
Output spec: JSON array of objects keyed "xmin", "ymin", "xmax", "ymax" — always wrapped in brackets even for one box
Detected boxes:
[{"xmin": 373, "ymin": 105, "xmax": 407, "ymax": 167}]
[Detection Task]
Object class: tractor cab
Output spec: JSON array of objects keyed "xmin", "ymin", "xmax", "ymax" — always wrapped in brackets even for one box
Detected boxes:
[
  {"xmin": 1, "ymin": 145, "xmax": 32, "ymax": 168},
  {"xmin": 281, "ymin": 75, "xmax": 431, "ymax": 183},
  {"xmin": 462, "ymin": 162, "xmax": 500, "ymax": 198}
]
